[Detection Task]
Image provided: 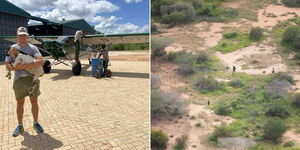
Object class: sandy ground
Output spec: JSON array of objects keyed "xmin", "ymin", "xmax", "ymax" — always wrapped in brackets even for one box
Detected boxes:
[{"xmin": 283, "ymin": 129, "xmax": 300, "ymax": 145}]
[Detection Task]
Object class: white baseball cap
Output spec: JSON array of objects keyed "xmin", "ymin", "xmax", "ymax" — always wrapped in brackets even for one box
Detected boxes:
[{"xmin": 17, "ymin": 27, "xmax": 29, "ymax": 35}]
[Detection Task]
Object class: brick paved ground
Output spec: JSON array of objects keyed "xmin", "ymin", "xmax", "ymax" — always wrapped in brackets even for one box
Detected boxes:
[{"xmin": 0, "ymin": 51, "xmax": 150, "ymax": 150}]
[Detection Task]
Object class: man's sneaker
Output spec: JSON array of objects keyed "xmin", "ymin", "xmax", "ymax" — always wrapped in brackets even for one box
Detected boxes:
[
  {"xmin": 33, "ymin": 122, "xmax": 44, "ymax": 133},
  {"xmin": 12, "ymin": 125, "xmax": 24, "ymax": 137}
]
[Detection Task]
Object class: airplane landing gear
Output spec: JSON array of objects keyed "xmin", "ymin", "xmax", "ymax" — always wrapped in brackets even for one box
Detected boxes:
[{"xmin": 72, "ymin": 61, "xmax": 81, "ymax": 75}]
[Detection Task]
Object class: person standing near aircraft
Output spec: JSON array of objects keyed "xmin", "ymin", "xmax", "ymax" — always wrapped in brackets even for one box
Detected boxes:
[
  {"xmin": 5, "ymin": 27, "xmax": 44, "ymax": 137},
  {"xmin": 73, "ymin": 30, "xmax": 85, "ymax": 75},
  {"xmin": 74, "ymin": 30, "xmax": 85, "ymax": 61},
  {"xmin": 99, "ymin": 44, "xmax": 109, "ymax": 75}
]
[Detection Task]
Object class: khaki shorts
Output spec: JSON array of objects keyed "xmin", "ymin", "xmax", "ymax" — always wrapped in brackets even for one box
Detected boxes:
[{"xmin": 13, "ymin": 76, "xmax": 41, "ymax": 100}]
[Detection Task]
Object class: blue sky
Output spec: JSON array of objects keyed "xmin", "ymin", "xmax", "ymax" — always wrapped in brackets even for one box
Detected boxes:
[{"xmin": 7, "ymin": 0, "xmax": 149, "ymax": 34}]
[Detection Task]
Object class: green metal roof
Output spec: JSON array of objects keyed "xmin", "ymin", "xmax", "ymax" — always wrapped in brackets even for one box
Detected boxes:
[
  {"xmin": 0, "ymin": 0, "xmax": 31, "ymax": 17},
  {"xmin": 58, "ymin": 19, "xmax": 96, "ymax": 33}
]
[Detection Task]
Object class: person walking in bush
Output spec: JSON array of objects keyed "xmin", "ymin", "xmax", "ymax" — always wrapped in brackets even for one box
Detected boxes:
[
  {"xmin": 232, "ymin": 65, "xmax": 236, "ymax": 75},
  {"xmin": 272, "ymin": 67, "xmax": 275, "ymax": 74}
]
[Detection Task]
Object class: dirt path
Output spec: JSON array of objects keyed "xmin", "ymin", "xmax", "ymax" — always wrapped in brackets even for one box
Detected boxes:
[
  {"xmin": 283, "ymin": 129, "xmax": 300, "ymax": 145},
  {"xmin": 186, "ymin": 104, "xmax": 234, "ymax": 150}
]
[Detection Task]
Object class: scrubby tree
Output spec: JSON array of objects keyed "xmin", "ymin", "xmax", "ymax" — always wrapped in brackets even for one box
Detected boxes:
[
  {"xmin": 263, "ymin": 117, "xmax": 287, "ymax": 142},
  {"xmin": 151, "ymin": 37, "xmax": 172, "ymax": 59},
  {"xmin": 250, "ymin": 27, "xmax": 264, "ymax": 40},
  {"xmin": 282, "ymin": 25, "xmax": 300, "ymax": 51},
  {"xmin": 151, "ymin": 130, "xmax": 169, "ymax": 149},
  {"xmin": 282, "ymin": 0, "xmax": 300, "ymax": 7}
]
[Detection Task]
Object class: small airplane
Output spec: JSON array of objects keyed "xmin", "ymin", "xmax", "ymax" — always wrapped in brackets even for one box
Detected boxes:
[{"xmin": 0, "ymin": 33, "xmax": 149, "ymax": 76}]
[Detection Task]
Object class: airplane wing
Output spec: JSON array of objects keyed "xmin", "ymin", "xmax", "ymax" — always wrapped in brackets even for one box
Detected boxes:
[
  {"xmin": 82, "ymin": 33, "xmax": 149, "ymax": 45},
  {"xmin": 0, "ymin": 33, "xmax": 149, "ymax": 45},
  {"xmin": 0, "ymin": 36, "xmax": 44, "ymax": 44}
]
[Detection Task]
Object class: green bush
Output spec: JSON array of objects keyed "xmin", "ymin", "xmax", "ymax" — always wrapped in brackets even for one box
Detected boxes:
[
  {"xmin": 216, "ymin": 104, "xmax": 232, "ymax": 116},
  {"xmin": 165, "ymin": 51, "xmax": 211, "ymax": 75},
  {"xmin": 209, "ymin": 135, "xmax": 218, "ymax": 143},
  {"xmin": 284, "ymin": 141, "xmax": 295, "ymax": 147},
  {"xmin": 213, "ymin": 126, "xmax": 233, "ymax": 137},
  {"xmin": 195, "ymin": 76, "xmax": 225, "ymax": 93},
  {"xmin": 161, "ymin": 2, "xmax": 196, "ymax": 26},
  {"xmin": 293, "ymin": 93, "xmax": 300, "ymax": 107},
  {"xmin": 265, "ymin": 80, "xmax": 290, "ymax": 99},
  {"xmin": 223, "ymin": 32, "xmax": 238, "ymax": 39},
  {"xmin": 151, "ymin": 24, "xmax": 159, "ymax": 33},
  {"xmin": 162, "ymin": 11, "xmax": 186, "ymax": 25},
  {"xmin": 282, "ymin": 0, "xmax": 300, "ymax": 7},
  {"xmin": 195, "ymin": 122, "xmax": 201, "ymax": 127},
  {"xmin": 282, "ymin": 25, "xmax": 300, "ymax": 50},
  {"xmin": 264, "ymin": 104, "xmax": 290, "ymax": 119},
  {"xmin": 273, "ymin": 72, "xmax": 295, "ymax": 85},
  {"xmin": 151, "ymin": 89, "xmax": 185, "ymax": 120},
  {"xmin": 263, "ymin": 117, "xmax": 287, "ymax": 142},
  {"xmin": 173, "ymin": 135, "xmax": 188, "ymax": 150},
  {"xmin": 151, "ymin": 37, "xmax": 172, "ymax": 59},
  {"xmin": 282, "ymin": 26, "xmax": 300, "ymax": 44},
  {"xmin": 229, "ymin": 78, "xmax": 245, "ymax": 88},
  {"xmin": 250, "ymin": 27, "xmax": 264, "ymax": 40},
  {"xmin": 151, "ymin": 130, "xmax": 169, "ymax": 149}
]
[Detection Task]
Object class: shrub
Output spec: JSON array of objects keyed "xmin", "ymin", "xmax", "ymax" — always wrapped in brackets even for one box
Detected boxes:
[
  {"xmin": 195, "ymin": 76, "xmax": 225, "ymax": 93},
  {"xmin": 250, "ymin": 27, "xmax": 264, "ymax": 40},
  {"xmin": 293, "ymin": 93, "xmax": 300, "ymax": 107},
  {"xmin": 229, "ymin": 78, "xmax": 245, "ymax": 88},
  {"xmin": 195, "ymin": 122, "xmax": 201, "ymax": 127},
  {"xmin": 161, "ymin": 2, "xmax": 196, "ymax": 26},
  {"xmin": 263, "ymin": 118, "xmax": 287, "ymax": 142},
  {"xmin": 282, "ymin": 26, "xmax": 300, "ymax": 44},
  {"xmin": 151, "ymin": 37, "xmax": 172, "ymax": 59},
  {"xmin": 167, "ymin": 51, "xmax": 211, "ymax": 75},
  {"xmin": 173, "ymin": 135, "xmax": 188, "ymax": 150},
  {"xmin": 151, "ymin": 89, "xmax": 185, "ymax": 120},
  {"xmin": 215, "ymin": 104, "xmax": 232, "ymax": 116},
  {"xmin": 223, "ymin": 32, "xmax": 238, "ymax": 39},
  {"xmin": 265, "ymin": 80, "xmax": 290, "ymax": 98},
  {"xmin": 284, "ymin": 141, "xmax": 295, "ymax": 147},
  {"xmin": 282, "ymin": 25, "xmax": 300, "ymax": 50},
  {"xmin": 162, "ymin": 11, "xmax": 185, "ymax": 25},
  {"xmin": 282, "ymin": 0, "xmax": 300, "ymax": 7},
  {"xmin": 213, "ymin": 126, "xmax": 233, "ymax": 137},
  {"xmin": 151, "ymin": 75, "xmax": 161, "ymax": 89},
  {"xmin": 151, "ymin": 130, "xmax": 169, "ymax": 149},
  {"xmin": 264, "ymin": 104, "xmax": 290, "ymax": 119},
  {"xmin": 151, "ymin": 23, "xmax": 159, "ymax": 33},
  {"xmin": 209, "ymin": 135, "xmax": 218, "ymax": 143},
  {"xmin": 274, "ymin": 72, "xmax": 295, "ymax": 85}
]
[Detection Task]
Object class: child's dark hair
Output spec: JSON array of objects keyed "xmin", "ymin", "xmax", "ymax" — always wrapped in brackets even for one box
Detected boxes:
[{"xmin": 101, "ymin": 44, "xmax": 106, "ymax": 49}]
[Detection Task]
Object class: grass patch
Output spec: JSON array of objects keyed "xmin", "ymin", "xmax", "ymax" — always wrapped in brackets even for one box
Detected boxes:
[
  {"xmin": 215, "ymin": 32, "xmax": 252, "ymax": 53},
  {"xmin": 211, "ymin": 73, "xmax": 299, "ymax": 143}
]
